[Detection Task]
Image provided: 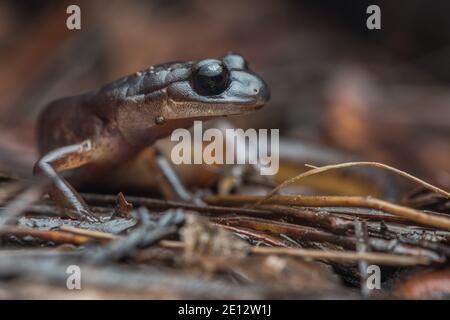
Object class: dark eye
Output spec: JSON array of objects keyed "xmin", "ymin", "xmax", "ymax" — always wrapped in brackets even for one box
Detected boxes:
[{"xmin": 192, "ymin": 59, "xmax": 230, "ymax": 96}]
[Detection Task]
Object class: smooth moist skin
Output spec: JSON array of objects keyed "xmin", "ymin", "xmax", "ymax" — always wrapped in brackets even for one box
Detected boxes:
[{"xmin": 34, "ymin": 53, "xmax": 270, "ymax": 221}]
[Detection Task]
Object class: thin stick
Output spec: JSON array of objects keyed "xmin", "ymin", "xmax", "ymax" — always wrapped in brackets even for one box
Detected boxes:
[
  {"xmin": 215, "ymin": 216, "xmax": 356, "ymax": 248},
  {"xmin": 250, "ymin": 246, "xmax": 431, "ymax": 266},
  {"xmin": 81, "ymin": 193, "xmax": 271, "ymax": 217},
  {"xmin": 0, "ymin": 180, "xmax": 49, "ymax": 226},
  {"xmin": 58, "ymin": 225, "xmax": 120, "ymax": 241},
  {"xmin": 354, "ymin": 220, "xmax": 370, "ymax": 297},
  {"xmin": 159, "ymin": 240, "xmax": 431, "ymax": 266},
  {"xmin": 255, "ymin": 204, "xmax": 354, "ymax": 233},
  {"xmin": 59, "ymin": 223, "xmax": 288, "ymax": 249},
  {"xmin": 206, "ymin": 195, "xmax": 450, "ymax": 231},
  {"xmin": 0, "ymin": 226, "xmax": 92, "ymax": 245},
  {"xmin": 214, "ymin": 223, "xmax": 291, "ymax": 247},
  {"xmin": 257, "ymin": 162, "xmax": 450, "ymax": 205},
  {"xmin": 159, "ymin": 239, "xmax": 185, "ymax": 249}
]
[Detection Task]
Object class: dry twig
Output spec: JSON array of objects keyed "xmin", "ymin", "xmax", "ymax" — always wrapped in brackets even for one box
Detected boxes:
[{"xmin": 206, "ymin": 195, "xmax": 450, "ymax": 231}]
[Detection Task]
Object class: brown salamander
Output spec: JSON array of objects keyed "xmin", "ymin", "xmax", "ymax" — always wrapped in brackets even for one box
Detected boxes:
[{"xmin": 34, "ymin": 53, "xmax": 270, "ymax": 221}]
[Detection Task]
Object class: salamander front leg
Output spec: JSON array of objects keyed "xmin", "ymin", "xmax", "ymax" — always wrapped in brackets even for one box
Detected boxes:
[
  {"xmin": 151, "ymin": 147, "xmax": 204, "ymax": 205},
  {"xmin": 33, "ymin": 140, "xmax": 99, "ymax": 222}
]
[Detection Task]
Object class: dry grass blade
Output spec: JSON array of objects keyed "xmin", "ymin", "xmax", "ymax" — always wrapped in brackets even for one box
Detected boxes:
[{"xmin": 257, "ymin": 161, "xmax": 450, "ymax": 205}]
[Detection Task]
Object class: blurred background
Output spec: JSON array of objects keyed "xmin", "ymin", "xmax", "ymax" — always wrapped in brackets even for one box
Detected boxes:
[{"xmin": 0, "ymin": 0, "xmax": 448, "ymax": 190}]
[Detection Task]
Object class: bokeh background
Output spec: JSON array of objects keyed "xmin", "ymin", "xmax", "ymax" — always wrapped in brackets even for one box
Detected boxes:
[{"xmin": 0, "ymin": 0, "xmax": 448, "ymax": 188}]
